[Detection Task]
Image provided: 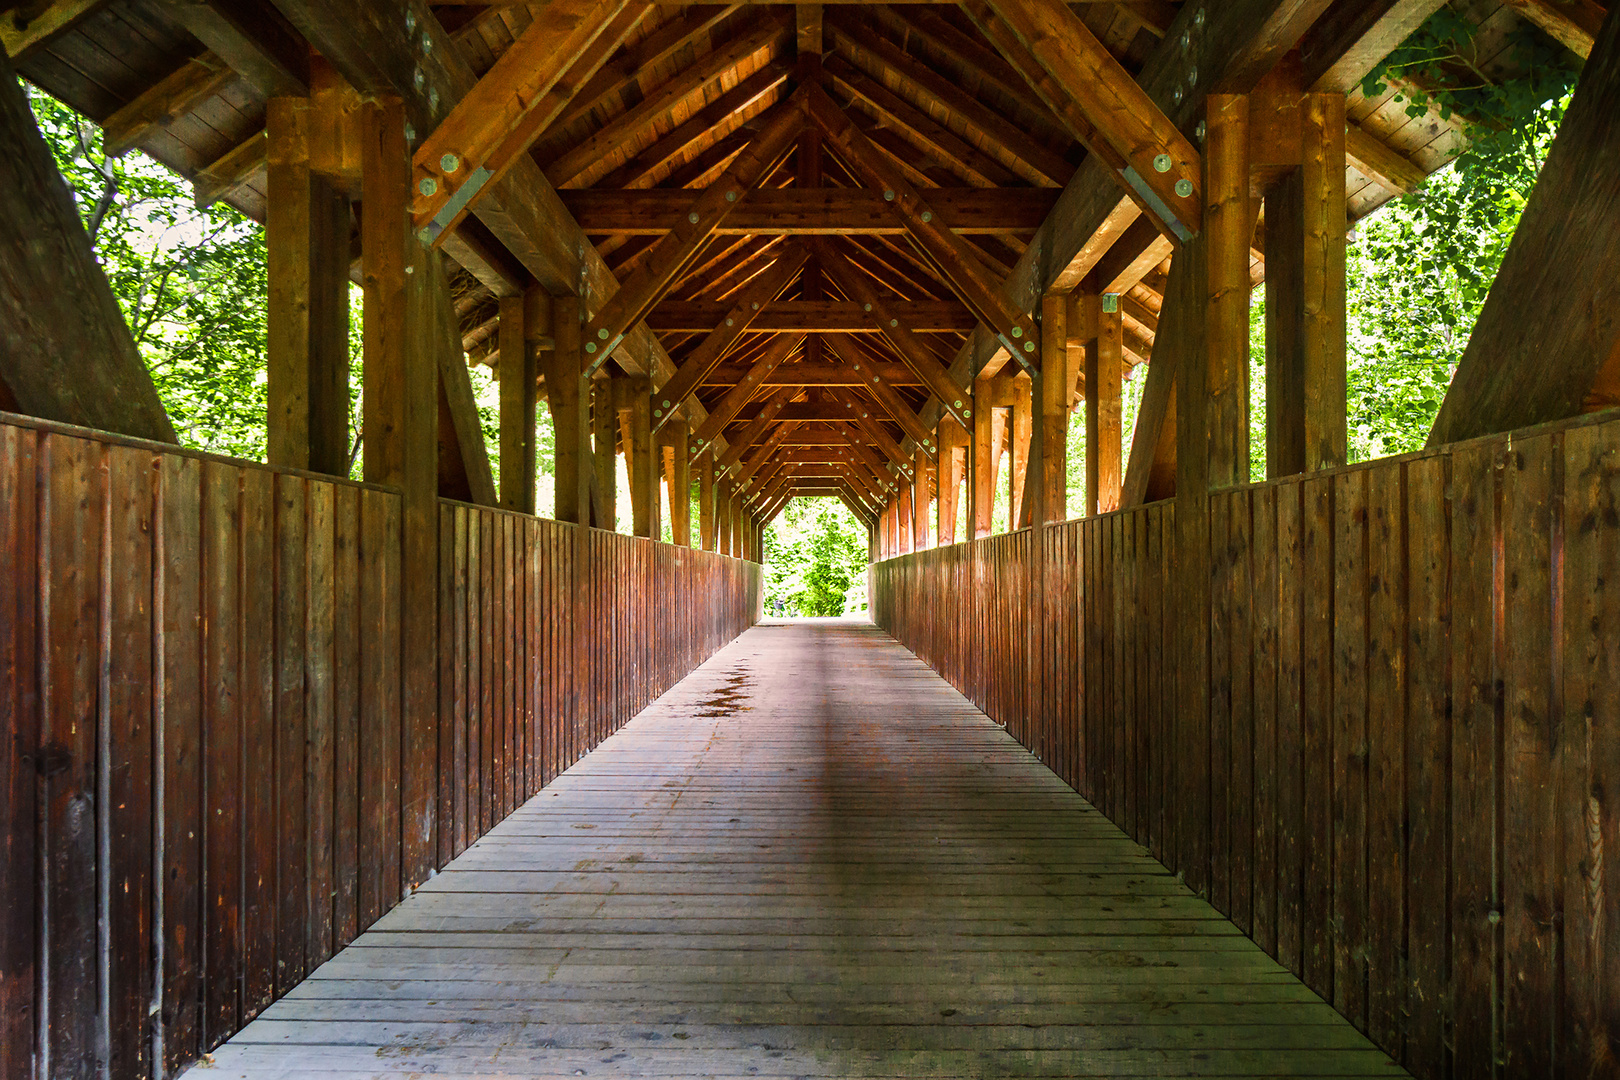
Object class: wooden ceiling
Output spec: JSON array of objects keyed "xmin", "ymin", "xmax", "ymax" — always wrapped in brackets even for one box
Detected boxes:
[{"xmin": 5, "ymin": 0, "xmax": 1604, "ymax": 523}]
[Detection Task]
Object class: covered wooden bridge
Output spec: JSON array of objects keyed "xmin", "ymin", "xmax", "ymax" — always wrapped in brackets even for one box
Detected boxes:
[{"xmin": 2, "ymin": 0, "xmax": 1617, "ymax": 1077}]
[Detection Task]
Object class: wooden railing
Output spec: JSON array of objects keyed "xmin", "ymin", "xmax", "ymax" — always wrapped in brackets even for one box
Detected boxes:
[
  {"xmin": 0, "ymin": 413, "xmax": 760, "ymax": 1080},
  {"xmin": 871, "ymin": 410, "xmax": 1619, "ymax": 1080}
]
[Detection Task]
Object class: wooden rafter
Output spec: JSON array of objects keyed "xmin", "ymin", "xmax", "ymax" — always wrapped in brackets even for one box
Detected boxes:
[
  {"xmin": 564, "ymin": 187, "xmax": 1057, "ymax": 235},
  {"xmin": 691, "ymin": 331, "xmax": 805, "ymax": 452}
]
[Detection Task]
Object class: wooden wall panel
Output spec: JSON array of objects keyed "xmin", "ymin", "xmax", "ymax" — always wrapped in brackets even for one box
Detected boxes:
[
  {"xmin": 0, "ymin": 412, "xmax": 760, "ymax": 1080},
  {"xmin": 870, "ymin": 409, "xmax": 1620, "ymax": 1080}
]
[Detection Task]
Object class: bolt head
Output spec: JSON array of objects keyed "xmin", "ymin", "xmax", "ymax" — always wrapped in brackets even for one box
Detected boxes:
[
  {"xmin": 1024, "ymin": 341, "xmax": 1035, "ymax": 352},
  {"xmin": 440, "ymin": 153, "xmax": 460, "ymax": 173},
  {"xmin": 688, "ymin": 211, "xmax": 700, "ymax": 224},
  {"xmin": 1175, "ymin": 179, "xmax": 1194, "ymax": 198},
  {"xmin": 920, "ymin": 211, "xmax": 932, "ymax": 223},
  {"xmin": 585, "ymin": 342, "xmax": 596, "ymax": 353},
  {"xmin": 1011, "ymin": 326, "xmax": 1022, "ymax": 338},
  {"xmin": 418, "ymin": 177, "xmax": 438, "ymax": 197},
  {"xmin": 598, "ymin": 328, "xmax": 610, "ymax": 340},
  {"xmin": 1153, "ymin": 153, "xmax": 1173, "ymax": 173},
  {"xmin": 883, "ymin": 190, "xmax": 894, "ymax": 201}
]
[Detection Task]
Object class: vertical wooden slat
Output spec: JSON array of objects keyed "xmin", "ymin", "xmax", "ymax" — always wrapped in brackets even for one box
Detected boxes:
[
  {"xmin": 1301, "ymin": 473, "xmax": 1334, "ymax": 998},
  {"xmin": 1332, "ymin": 466, "xmax": 1368, "ymax": 1029},
  {"xmin": 1366, "ymin": 460, "xmax": 1407, "ymax": 1054},
  {"xmin": 240, "ymin": 469, "xmax": 276, "ymax": 1019},
  {"xmin": 358, "ymin": 489, "xmax": 401, "ymax": 930},
  {"xmin": 331, "ymin": 484, "xmax": 361, "ymax": 949},
  {"xmin": 159, "ymin": 453, "xmax": 202, "ymax": 1069},
  {"xmin": 202, "ymin": 460, "xmax": 241, "ymax": 1045},
  {"xmin": 1275, "ymin": 479, "xmax": 1305, "ymax": 976},
  {"xmin": 1229, "ymin": 489, "xmax": 1254, "ymax": 937},
  {"xmin": 272, "ymin": 473, "xmax": 308, "ymax": 996},
  {"xmin": 1560, "ymin": 420, "xmax": 1619, "ymax": 1079},
  {"xmin": 1251, "ymin": 484, "xmax": 1279, "ymax": 956},
  {"xmin": 1, "ymin": 425, "xmax": 39, "ymax": 1080},
  {"xmin": 305, "ymin": 482, "xmax": 336, "ymax": 968},
  {"xmin": 1208, "ymin": 493, "xmax": 1232, "ymax": 916},
  {"xmin": 104, "ymin": 445, "xmax": 155, "ymax": 1080},
  {"xmin": 1502, "ymin": 432, "xmax": 1559, "ymax": 1075},
  {"xmin": 436, "ymin": 504, "xmax": 456, "ymax": 867},
  {"xmin": 1449, "ymin": 439, "xmax": 1503, "ymax": 1079},
  {"xmin": 1404, "ymin": 452, "xmax": 1451, "ymax": 1078}
]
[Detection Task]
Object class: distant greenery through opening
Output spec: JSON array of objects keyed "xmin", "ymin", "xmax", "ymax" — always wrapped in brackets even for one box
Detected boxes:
[{"xmin": 762, "ymin": 499, "xmax": 869, "ymax": 617}]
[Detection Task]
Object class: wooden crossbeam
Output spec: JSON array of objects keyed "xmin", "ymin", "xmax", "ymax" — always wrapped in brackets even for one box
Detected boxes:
[
  {"xmin": 411, "ymin": 0, "xmax": 647, "ymax": 246},
  {"xmin": 582, "ymin": 93, "xmax": 806, "ymax": 368},
  {"xmin": 699, "ymin": 360, "xmax": 918, "ymax": 386},
  {"xmin": 598, "ymin": 61, "xmax": 791, "ymax": 189},
  {"xmin": 691, "ymin": 331, "xmax": 805, "ymax": 451},
  {"xmin": 545, "ymin": 13, "xmax": 791, "ymax": 188},
  {"xmin": 733, "ymin": 420, "xmax": 799, "ymax": 488},
  {"xmin": 805, "ymin": 85, "xmax": 1041, "ymax": 372},
  {"xmin": 103, "ymin": 51, "xmax": 235, "ymax": 157},
  {"xmin": 163, "ymin": 0, "xmax": 310, "ymax": 98},
  {"xmin": 823, "ymin": 331, "xmax": 935, "ymax": 452},
  {"xmin": 648, "ymin": 299, "xmax": 975, "ymax": 333},
  {"xmin": 816, "ymin": 240, "xmax": 972, "ymax": 429},
  {"xmin": 652, "ymin": 245, "xmax": 807, "ymax": 432},
  {"xmin": 1503, "ymin": 0, "xmax": 1605, "ymax": 58},
  {"xmin": 716, "ymin": 385, "xmax": 798, "ymax": 471},
  {"xmin": 564, "ymin": 187, "xmax": 1057, "ymax": 235},
  {"xmin": 824, "ymin": 13, "xmax": 1071, "ymax": 187}
]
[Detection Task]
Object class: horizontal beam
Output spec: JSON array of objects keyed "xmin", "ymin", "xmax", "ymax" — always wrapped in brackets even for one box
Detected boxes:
[
  {"xmin": 700, "ymin": 360, "xmax": 919, "ymax": 385},
  {"xmin": 650, "ymin": 299, "xmax": 974, "ymax": 333},
  {"xmin": 562, "ymin": 187, "xmax": 1058, "ymax": 235}
]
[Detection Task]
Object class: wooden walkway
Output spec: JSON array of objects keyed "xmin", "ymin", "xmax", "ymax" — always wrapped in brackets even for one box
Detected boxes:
[{"xmin": 204, "ymin": 619, "xmax": 1406, "ymax": 1079}]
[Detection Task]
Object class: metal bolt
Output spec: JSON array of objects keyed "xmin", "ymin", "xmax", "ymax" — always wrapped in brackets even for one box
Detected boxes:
[
  {"xmin": 1172, "ymin": 87, "xmax": 1184, "ymax": 105},
  {"xmin": 863, "ymin": 303, "xmax": 872, "ymax": 312},
  {"xmin": 1011, "ymin": 326, "xmax": 1022, "ymax": 338},
  {"xmin": 889, "ymin": 319, "xmax": 898, "ymax": 328},
  {"xmin": 598, "ymin": 328, "xmax": 609, "ymax": 340},
  {"xmin": 954, "ymin": 400, "xmax": 963, "ymax": 408},
  {"xmin": 1195, "ymin": 121, "xmax": 1207, "ymax": 142},
  {"xmin": 688, "ymin": 211, "xmax": 700, "ymax": 224},
  {"xmin": 441, "ymin": 153, "xmax": 461, "ymax": 173},
  {"xmin": 920, "ymin": 211, "xmax": 932, "ymax": 223},
  {"xmin": 663, "ymin": 399, "xmax": 671, "ymax": 408},
  {"xmin": 584, "ymin": 342, "xmax": 596, "ymax": 353},
  {"xmin": 429, "ymin": 89, "xmax": 439, "ymax": 112},
  {"xmin": 751, "ymin": 302, "xmax": 759, "ymax": 310},
  {"xmin": 1180, "ymin": 29, "xmax": 1190, "ymax": 52},
  {"xmin": 726, "ymin": 318, "xmax": 734, "ymax": 327},
  {"xmin": 963, "ymin": 409, "xmax": 971, "ymax": 417},
  {"xmin": 1187, "ymin": 66, "xmax": 1198, "ymax": 87},
  {"xmin": 414, "ymin": 69, "xmax": 425, "ymax": 90},
  {"xmin": 725, "ymin": 190, "xmax": 738, "ymax": 202},
  {"xmin": 1024, "ymin": 341, "xmax": 1035, "ymax": 352},
  {"xmin": 405, "ymin": 10, "xmax": 416, "ymax": 31},
  {"xmin": 421, "ymin": 34, "xmax": 433, "ymax": 53},
  {"xmin": 405, "ymin": 124, "xmax": 416, "ymax": 144},
  {"xmin": 883, "ymin": 190, "xmax": 894, "ymax": 201},
  {"xmin": 418, "ymin": 177, "xmax": 438, "ymax": 197},
  {"xmin": 653, "ymin": 409, "xmax": 663, "ymax": 418},
  {"xmin": 417, "ymin": 227, "xmax": 433, "ymax": 243},
  {"xmin": 1154, "ymin": 153, "xmax": 1173, "ymax": 173},
  {"xmin": 1194, "ymin": 7, "xmax": 1205, "ymax": 27},
  {"xmin": 1175, "ymin": 179, "xmax": 1194, "ymax": 198}
]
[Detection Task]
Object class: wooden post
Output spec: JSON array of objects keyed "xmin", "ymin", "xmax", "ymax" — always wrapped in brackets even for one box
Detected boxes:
[
  {"xmin": 591, "ymin": 375, "xmax": 616, "ymax": 530},
  {"xmin": 972, "ymin": 374, "xmax": 995, "ymax": 537},
  {"xmin": 667, "ymin": 421, "xmax": 691, "ymax": 546},
  {"xmin": 937, "ymin": 417, "xmax": 964, "ymax": 544},
  {"xmin": 1205, "ymin": 94, "xmax": 1253, "ymax": 491},
  {"xmin": 1011, "ymin": 372, "xmax": 1034, "ymax": 528},
  {"xmin": 698, "ymin": 451, "xmax": 715, "ymax": 549},
  {"xmin": 541, "ymin": 297, "xmax": 590, "ymax": 524},
  {"xmin": 1039, "ymin": 294, "xmax": 1071, "ymax": 524},
  {"xmin": 896, "ymin": 477, "xmax": 913, "ymax": 555},
  {"xmin": 1265, "ymin": 93, "xmax": 1347, "ymax": 478},
  {"xmin": 267, "ymin": 96, "xmax": 350, "ymax": 476},
  {"xmin": 623, "ymin": 376, "xmax": 657, "ymax": 538},
  {"xmin": 1086, "ymin": 297, "xmax": 1124, "ymax": 515},
  {"xmin": 0, "ymin": 47, "xmax": 176, "ymax": 443},
  {"xmin": 912, "ymin": 447, "xmax": 930, "ymax": 551},
  {"xmin": 498, "ymin": 293, "xmax": 537, "ymax": 513},
  {"xmin": 715, "ymin": 477, "xmax": 732, "ymax": 555},
  {"xmin": 360, "ymin": 96, "xmax": 438, "ymax": 889}
]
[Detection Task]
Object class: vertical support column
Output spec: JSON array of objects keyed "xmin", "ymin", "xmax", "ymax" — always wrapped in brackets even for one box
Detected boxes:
[
  {"xmin": 1086, "ymin": 297, "xmax": 1124, "ymax": 516},
  {"xmin": 667, "ymin": 420, "xmax": 691, "ymax": 546},
  {"xmin": 972, "ymin": 374, "xmax": 994, "ymax": 538},
  {"xmin": 1011, "ymin": 373, "xmax": 1033, "ymax": 528},
  {"xmin": 912, "ymin": 447, "xmax": 930, "ymax": 551},
  {"xmin": 1265, "ymin": 92, "xmax": 1348, "ymax": 478},
  {"xmin": 937, "ymin": 417, "xmax": 963, "ymax": 544},
  {"xmin": 896, "ymin": 479, "xmax": 913, "ymax": 555},
  {"xmin": 625, "ymin": 376, "xmax": 657, "ymax": 538},
  {"xmin": 715, "ymin": 477, "xmax": 732, "ymax": 555},
  {"xmin": 1171, "ymin": 92, "xmax": 1251, "ymax": 898},
  {"xmin": 541, "ymin": 297, "xmax": 590, "ymax": 524},
  {"xmin": 591, "ymin": 375, "xmax": 617, "ymax": 530},
  {"xmin": 1038, "ymin": 294, "xmax": 1071, "ymax": 524},
  {"xmin": 698, "ymin": 451, "xmax": 715, "ymax": 549},
  {"xmin": 360, "ymin": 96, "xmax": 438, "ymax": 889},
  {"xmin": 498, "ymin": 293, "xmax": 537, "ymax": 514},
  {"xmin": 267, "ymin": 96, "xmax": 350, "ymax": 475}
]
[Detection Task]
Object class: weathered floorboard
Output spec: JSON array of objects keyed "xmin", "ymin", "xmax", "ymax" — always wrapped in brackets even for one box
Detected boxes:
[{"xmin": 208, "ymin": 620, "xmax": 1403, "ymax": 1079}]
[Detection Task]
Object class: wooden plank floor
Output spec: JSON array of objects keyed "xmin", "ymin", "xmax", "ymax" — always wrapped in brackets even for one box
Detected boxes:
[{"xmin": 203, "ymin": 619, "xmax": 1407, "ymax": 1079}]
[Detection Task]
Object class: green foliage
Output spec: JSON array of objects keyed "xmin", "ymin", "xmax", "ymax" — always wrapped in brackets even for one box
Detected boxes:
[
  {"xmin": 762, "ymin": 499, "xmax": 868, "ymax": 616},
  {"xmin": 29, "ymin": 88, "xmax": 277, "ymax": 462},
  {"xmin": 1340, "ymin": 13, "xmax": 1578, "ymax": 458}
]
